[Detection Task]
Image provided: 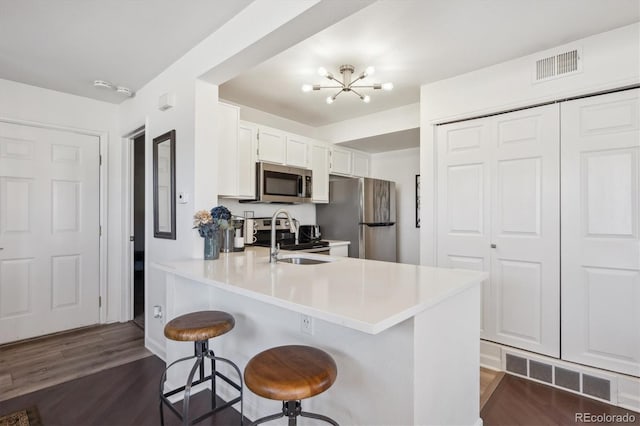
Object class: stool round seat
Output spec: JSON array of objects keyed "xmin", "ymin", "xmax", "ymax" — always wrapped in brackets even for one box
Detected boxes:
[
  {"xmin": 244, "ymin": 345, "xmax": 337, "ymax": 401},
  {"xmin": 164, "ymin": 310, "xmax": 235, "ymax": 342}
]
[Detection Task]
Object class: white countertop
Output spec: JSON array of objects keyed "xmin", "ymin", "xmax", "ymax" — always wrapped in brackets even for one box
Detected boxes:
[
  {"xmin": 154, "ymin": 247, "xmax": 486, "ymax": 334},
  {"xmin": 323, "ymin": 239, "xmax": 350, "ymax": 246}
]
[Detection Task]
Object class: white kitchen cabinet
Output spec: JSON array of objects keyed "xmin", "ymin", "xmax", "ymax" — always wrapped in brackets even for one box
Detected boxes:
[
  {"xmin": 437, "ymin": 103, "xmax": 560, "ymax": 358},
  {"xmin": 352, "ymin": 151, "xmax": 370, "ymax": 177},
  {"xmin": 237, "ymin": 121, "xmax": 257, "ymax": 198},
  {"xmin": 561, "ymin": 89, "xmax": 640, "ymax": 377},
  {"xmin": 286, "ymin": 134, "xmax": 310, "ymax": 169},
  {"xmin": 217, "ymin": 103, "xmax": 240, "ymax": 197},
  {"xmin": 311, "ymin": 141, "xmax": 330, "ymax": 203},
  {"xmin": 217, "ymin": 104, "xmax": 256, "ymax": 199},
  {"xmin": 330, "ymin": 146, "xmax": 352, "ymax": 176},
  {"xmin": 257, "ymin": 125, "xmax": 286, "ymax": 164}
]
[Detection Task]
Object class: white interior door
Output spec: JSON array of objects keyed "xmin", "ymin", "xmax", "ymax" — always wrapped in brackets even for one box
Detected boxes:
[
  {"xmin": 490, "ymin": 104, "xmax": 559, "ymax": 357},
  {"xmin": 0, "ymin": 121, "xmax": 100, "ymax": 343},
  {"xmin": 561, "ymin": 88, "xmax": 640, "ymax": 376},
  {"xmin": 437, "ymin": 104, "xmax": 560, "ymax": 357},
  {"xmin": 437, "ymin": 118, "xmax": 492, "ymax": 337}
]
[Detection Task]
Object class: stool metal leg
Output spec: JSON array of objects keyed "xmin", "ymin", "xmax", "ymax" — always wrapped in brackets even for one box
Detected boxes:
[
  {"xmin": 300, "ymin": 411, "xmax": 339, "ymax": 426},
  {"xmin": 249, "ymin": 400, "xmax": 338, "ymax": 426},
  {"xmin": 182, "ymin": 356, "xmax": 203, "ymax": 426},
  {"xmin": 160, "ymin": 347, "xmax": 243, "ymax": 426}
]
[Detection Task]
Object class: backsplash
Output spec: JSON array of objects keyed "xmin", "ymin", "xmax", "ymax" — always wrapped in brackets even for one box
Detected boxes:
[{"xmin": 220, "ymin": 199, "xmax": 317, "ymax": 225}]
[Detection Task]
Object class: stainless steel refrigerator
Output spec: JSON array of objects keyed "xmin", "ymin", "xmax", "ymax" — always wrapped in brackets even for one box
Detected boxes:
[{"xmin": 317, "ymin": 177, "xmax": 396, "ymax": 262}]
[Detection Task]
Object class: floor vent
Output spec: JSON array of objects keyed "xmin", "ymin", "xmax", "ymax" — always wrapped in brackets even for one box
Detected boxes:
[
  {"xmin": 504, "ymin": 350, "xmax": 613, "ymax": 402},
  {"xmin": 534, "ymin": 48, "xmax": 582, "ymax": 82}
]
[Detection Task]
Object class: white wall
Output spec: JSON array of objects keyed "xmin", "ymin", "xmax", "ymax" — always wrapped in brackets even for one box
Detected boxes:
[
  {"xmin": 420, "ymin": 23, "xmax": 640, "ymax": 266},
  {"xmin": 317, "ymin": 102, "xmax": 419, "ymax": 143},
  {"xmin": 371, "ymin": 148, "xmax": 420, "ymax": 265},
  {"xmin": 0, "ymin": 78, "xmax": 123, "ymax": 322},
  {"xmin": 116, "ymin": 0, "xmax": 369, "ymax": 357},
  {"xmin": 220, "ymin": 200, "xmax": 316, "ymax": 226},
  {"xmin": 221, "ymin": 100, "xmax": 318, "ymax": 139}
]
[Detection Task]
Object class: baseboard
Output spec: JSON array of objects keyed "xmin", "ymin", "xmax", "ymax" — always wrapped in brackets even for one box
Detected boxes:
[
  {"xmin": 145, "ymin": 336, "xmax": 166, "ymax": 361},
  {"xmin": 480, "ymin": 341, "xmax": 640, "ymax": 412}
]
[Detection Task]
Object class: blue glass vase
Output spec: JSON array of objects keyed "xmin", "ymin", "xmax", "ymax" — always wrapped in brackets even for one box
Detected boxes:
[{"xmin": 203, "ymin": 233, "xmax": 220, "ymax": 260}]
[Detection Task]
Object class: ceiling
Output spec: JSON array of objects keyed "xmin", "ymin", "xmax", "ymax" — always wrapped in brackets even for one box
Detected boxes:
[
  {"xmin": 0, "ymin": 0, "xmax": 252, "ymax": 103},
  {"xmin": 340, "ymin": 128, "xmax": 419, "ymax": 153},
  {"xmin": 220, "ymin": 0, "xmax": 640, "ymax": 127}
]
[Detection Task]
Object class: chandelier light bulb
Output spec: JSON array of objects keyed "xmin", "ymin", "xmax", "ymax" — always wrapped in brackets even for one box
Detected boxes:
[{"xmin": 302, "ymin": 65, "xmax": 391, "ymax": 104}]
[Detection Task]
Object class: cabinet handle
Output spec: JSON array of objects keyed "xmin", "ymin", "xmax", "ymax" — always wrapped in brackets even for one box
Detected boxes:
[{"xmin": 490, "ymin": 244, "xmax": 497, "ymax": 249}]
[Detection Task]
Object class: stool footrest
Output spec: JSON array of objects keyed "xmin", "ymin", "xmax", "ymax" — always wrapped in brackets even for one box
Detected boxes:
[
  {"xmin": 248, "ymin": 400, "xmax": 339, "ymax": 426},
  {"xmin": 160, "ymin": 346, "xmax": 243, "ymax": 426}
]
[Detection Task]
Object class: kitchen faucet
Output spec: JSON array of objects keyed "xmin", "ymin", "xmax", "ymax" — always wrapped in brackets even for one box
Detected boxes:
[{"xmin": 270, "ymin": 208, "xmax": 298, "ymax": 263}]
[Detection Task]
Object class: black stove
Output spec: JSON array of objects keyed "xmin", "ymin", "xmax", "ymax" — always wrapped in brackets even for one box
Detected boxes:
[
  {"xmin": 253, "ymin": 240, "xmax": 329, "ymax": 251},
  {"xmin": 250, "ymin": 217, "xmax": 328, "ymax": 251}
]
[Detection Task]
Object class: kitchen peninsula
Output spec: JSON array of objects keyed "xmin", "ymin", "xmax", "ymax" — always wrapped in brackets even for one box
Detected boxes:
[{"xmin": 154, "ymin": 247, "xmax": 486, "ymax": 425}]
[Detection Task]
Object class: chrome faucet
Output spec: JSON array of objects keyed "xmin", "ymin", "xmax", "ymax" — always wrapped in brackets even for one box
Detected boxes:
[{"xmin": 270, "ymin": 208, "xmax": 298, "ymax": 263}]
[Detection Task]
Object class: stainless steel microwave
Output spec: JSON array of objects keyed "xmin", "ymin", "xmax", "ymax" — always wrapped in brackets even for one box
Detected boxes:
[{"xmin": 250, "ymin": 162, "xmax": 312, "ymax": 203}]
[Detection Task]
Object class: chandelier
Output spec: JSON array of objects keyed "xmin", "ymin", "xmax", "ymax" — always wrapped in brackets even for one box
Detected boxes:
[{"xmin": 301, "ymin": 65, "xmax": 393, "ymax": 104}]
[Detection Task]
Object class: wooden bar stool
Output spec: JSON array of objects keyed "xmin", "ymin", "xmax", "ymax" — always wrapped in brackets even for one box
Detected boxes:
[
  {"xmin": 244, "ymin": 345, "xmax": 338, "ymax": 426},
  {"xmin": 160, "ymin": 310, "xmax": 243, "ymax": 426}
]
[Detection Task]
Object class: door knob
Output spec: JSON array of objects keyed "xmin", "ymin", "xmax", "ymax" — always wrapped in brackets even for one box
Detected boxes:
[{"xmin": 490, "ymin": 244, "xmax": 497, "ymax": 249}]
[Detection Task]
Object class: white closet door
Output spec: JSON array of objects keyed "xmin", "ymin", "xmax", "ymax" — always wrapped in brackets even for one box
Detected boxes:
[
  {"xmin": 437, "ymin": 104, "xmax": 560, "ymax": 357},
  {"xmin": 437, "ymin": 118, "xmax": 492, "ymax": 336},
  {"xmin": 0, "ymin": 122, "xmax": 100, "ymax": 343},
  {"xmin": 491, "ymin": 104, "xmax": 559, "ymax": 357},
  {"xmin": 561, "ymin": 89, "xmax": 640, "ymax": 376}
]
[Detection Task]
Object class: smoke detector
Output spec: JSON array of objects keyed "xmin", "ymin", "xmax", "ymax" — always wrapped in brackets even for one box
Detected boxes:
[{"xmin": 93, "ymin": 80, "xmax": 134, "ymax": 97}]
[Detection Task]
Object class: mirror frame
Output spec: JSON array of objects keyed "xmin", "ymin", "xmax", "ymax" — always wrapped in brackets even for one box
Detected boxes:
[{"xmin": 153, "ymin": 130, "xmax": 176, "ymax": 240}]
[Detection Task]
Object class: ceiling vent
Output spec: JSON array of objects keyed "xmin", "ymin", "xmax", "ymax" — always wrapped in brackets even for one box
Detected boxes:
[{"xmin": 534, "ymin": 47, "xmax": 582, "ymax": 83}]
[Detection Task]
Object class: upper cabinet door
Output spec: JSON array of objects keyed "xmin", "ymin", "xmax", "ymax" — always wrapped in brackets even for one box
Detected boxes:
[
  {"xmin": 238, "ymin": 121, "xmax": 257, "ymax": 198},
  {"xmin": 286, "ymin": 134, "xmax": 309, "ymax": 168},
  {"xmin": 352, "ymin": 151, "xmax": 370, "ymax": 177},
  {"xmin": 257, "ymin": 126, "xmax": 286, "ymax": 164},
  {"xmin": 217, "ymin": 103, "xmax": 240, "ymax": 197},
  {"xmin": 561, "ymin": 89, "xmax": 640, "ymax": 377},
  {"xmin": 330, "ymin": 146, "xmax": 352, "ymax": 175},
  {"xmin": 311, "ymin": 142, "xmax": 330, "ymax": 203}
]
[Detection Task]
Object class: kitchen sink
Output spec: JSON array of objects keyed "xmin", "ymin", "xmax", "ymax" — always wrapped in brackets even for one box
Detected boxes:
[{"xmin": 277, "ymin": 254, "xmax": 335, "ymax": 265}]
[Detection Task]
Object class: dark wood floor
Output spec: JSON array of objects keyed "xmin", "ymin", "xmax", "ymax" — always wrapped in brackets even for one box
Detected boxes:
[
  {"xmin": 482, "ymin": 374, "xmax": 640, "ymax": 426},
  {"xmin": 1, "ymin": 355, "xmax": 638, "ymax": 426},
  {"xmin": 0, "ymin": 356, "xmax": 242, "ymax": 426}
]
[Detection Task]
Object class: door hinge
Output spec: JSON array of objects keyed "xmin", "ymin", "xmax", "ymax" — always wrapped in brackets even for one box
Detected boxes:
[
  {"xmin": 99, "ymin": 155, "xmax": 102, "ymax": 166},
  {"xmin": 129, "ymin": 235, "xmax": 135, "ymax": 242},
  {"xmin": 99, "ymin": 296, "xmax": 102, "ymax": 308},
  {"xmin": 99, "ymin": 226, "xmax": 102, "ymax": 237}
]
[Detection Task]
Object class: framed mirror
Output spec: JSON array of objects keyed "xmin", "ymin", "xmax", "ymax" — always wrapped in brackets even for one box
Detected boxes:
[{"xmin": 153, "ymin": 130, "xmax": 176, "ymax": 239}]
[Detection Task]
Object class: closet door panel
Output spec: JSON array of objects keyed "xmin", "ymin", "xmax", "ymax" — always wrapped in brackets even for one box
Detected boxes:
[
  {"xmin": 561, "ymin": 89, "xmax": 640, "ymax": 376},
  {"xmin": 491, "ymin": 104, "xmax": 560, "ymax": 357},
  {"xmin": 437, "ymin": 120, "xmax": 492, "ymax": 336}
]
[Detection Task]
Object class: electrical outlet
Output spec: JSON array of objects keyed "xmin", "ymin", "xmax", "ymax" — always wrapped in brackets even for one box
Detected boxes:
[{"xmin": 300, "ymin": 314, "xmax": 314, "ymax": 335}]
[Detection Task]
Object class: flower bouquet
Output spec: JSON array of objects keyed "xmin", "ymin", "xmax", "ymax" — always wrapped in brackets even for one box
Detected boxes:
[
  {"xmin": 193, "ymin": 209, "xmax": 220, "ymax": 259},
  {"xmin": 194, "ymin": 205, "xmax": 235, "ymax": 259}
]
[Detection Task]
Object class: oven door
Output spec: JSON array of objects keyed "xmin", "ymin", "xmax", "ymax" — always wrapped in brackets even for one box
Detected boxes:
[{"xmin": 258, "ymin": 162, "xmax": 311, "ymax": 203}]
